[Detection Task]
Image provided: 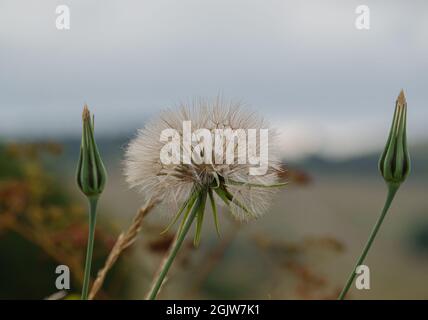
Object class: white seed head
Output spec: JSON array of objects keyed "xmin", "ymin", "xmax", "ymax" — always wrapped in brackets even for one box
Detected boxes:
[{"xmin": 124, "ymin": 98, "xmax": 283, "ymax": 221}]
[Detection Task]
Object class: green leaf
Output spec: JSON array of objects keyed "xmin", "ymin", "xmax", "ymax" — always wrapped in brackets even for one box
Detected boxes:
[
  {"xmin": 161, "ymin": 190, "xmax": 199, "ymax": 235},
  {"xmin": 208, "ymin": 188, "xmax": 220, "ymax": 237},
  {"xmin": 214, "ymin": 186, "xmax": 253, "ymax": 217},
  {"xmin": 194, "ymin": 190, "xmax": 207, "ymax": 247},
  {"xmin": 227, "ymin": 179, "xmax": 288, "ymax": 188},
  {"xmin": 178, "ymin": 192, "xmax": 200, "ymax": 236},
  {"xmin": 213, "ymin": 186, "xmax": 230, "ymax": 206}
]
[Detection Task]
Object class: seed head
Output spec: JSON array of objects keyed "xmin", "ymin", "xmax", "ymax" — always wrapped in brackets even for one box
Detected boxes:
[{"xmin": 124, "ymin": 98, "xmax": 284, "ymax": 221}]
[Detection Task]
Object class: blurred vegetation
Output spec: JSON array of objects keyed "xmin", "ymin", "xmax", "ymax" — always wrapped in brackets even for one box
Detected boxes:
[
  {"xmin": 0, "ymin": 140, "xmax": 349, "ymax": 299},
  {"xmin": 2, "ymin": 137, "xmax": 426, "ymax": 299},
  {"xmin": 0, "ymin": 141, "xmax": 130, "ymax": 299}
]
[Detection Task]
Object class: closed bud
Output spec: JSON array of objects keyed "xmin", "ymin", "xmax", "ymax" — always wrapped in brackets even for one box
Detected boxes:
[
  {"xmin": 76, "ymin": 105, "xmax": 107, "ymax": 198},
  {"xmin": 379, "ymin": 90, "xmax": 410, "ymax": 185}
]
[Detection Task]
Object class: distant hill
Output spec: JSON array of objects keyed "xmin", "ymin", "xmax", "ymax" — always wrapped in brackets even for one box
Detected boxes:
[
  {"xmin": 292, "ymin": 142, "xmax": 428, "ymax": 179},
  {"xmin": 5, "ymin": 135, "xmax": 428, "ymax": 180}
]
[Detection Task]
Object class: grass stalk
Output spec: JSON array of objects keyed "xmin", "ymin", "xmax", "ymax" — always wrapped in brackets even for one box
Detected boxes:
[
  {"xmin": 89, "ymin": 198, "xmax": 157, "ymax": 299},
  {"xmin": 338, "ymin": 184, "xmax": 399, "ymax": 300},
  {"xmin": 81, "ymin": 197, "xmax": 98, "ymax": 300},
  {"xmin": 146, "ymin": 194, "xmax": 202, "ymax": 300}
]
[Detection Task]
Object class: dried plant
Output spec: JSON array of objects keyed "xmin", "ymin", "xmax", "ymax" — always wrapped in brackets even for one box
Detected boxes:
[
  {"xmin": 0, "ymin": 142, "xmax": 116, "ymax": 298},
  {"xmin": 89, "ymin": 198, "xmax": 157, "ymax": 300}
]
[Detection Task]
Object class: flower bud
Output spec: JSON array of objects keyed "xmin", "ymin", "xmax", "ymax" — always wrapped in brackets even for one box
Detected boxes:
[
  {"xmin": 76, "ymin": 105, "xmax": 107, "ymax": 198},
  {"xmin": 379, "ymin": 90, "xmax": 410, "ymax": 185}
]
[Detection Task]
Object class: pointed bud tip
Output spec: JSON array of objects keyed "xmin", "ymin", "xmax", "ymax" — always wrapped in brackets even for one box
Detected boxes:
[
  {"xmin": 397, "ymin": 89, "xmax": 406, "ymax": 106},
  {"xmin": 82, "ymin": 104, "xmax": 90, "ymax": 121}
]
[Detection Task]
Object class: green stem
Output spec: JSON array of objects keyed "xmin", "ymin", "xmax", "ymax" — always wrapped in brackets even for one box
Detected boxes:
[
  {"xmin": 146, "ymin": 195, "xmax": 201, "ymax": 300},
  {"xmin": 338, "ymin": 184, "xmax": 399, "ymax": 300},
  {"xmin": 81, "ymin": 197, "xmax": 98, "ymax": 300}
]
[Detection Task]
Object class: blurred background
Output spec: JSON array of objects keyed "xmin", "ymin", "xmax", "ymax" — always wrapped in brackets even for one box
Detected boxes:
[{"xmin": 1, "ymin": 0, "xmax": 427, "ymax": 299}]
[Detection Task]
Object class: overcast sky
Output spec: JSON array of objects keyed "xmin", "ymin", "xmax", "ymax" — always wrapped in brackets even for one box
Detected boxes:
[{"xmin": 1, "ymin": 1, "xmax": 427, "ymax": 159}]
